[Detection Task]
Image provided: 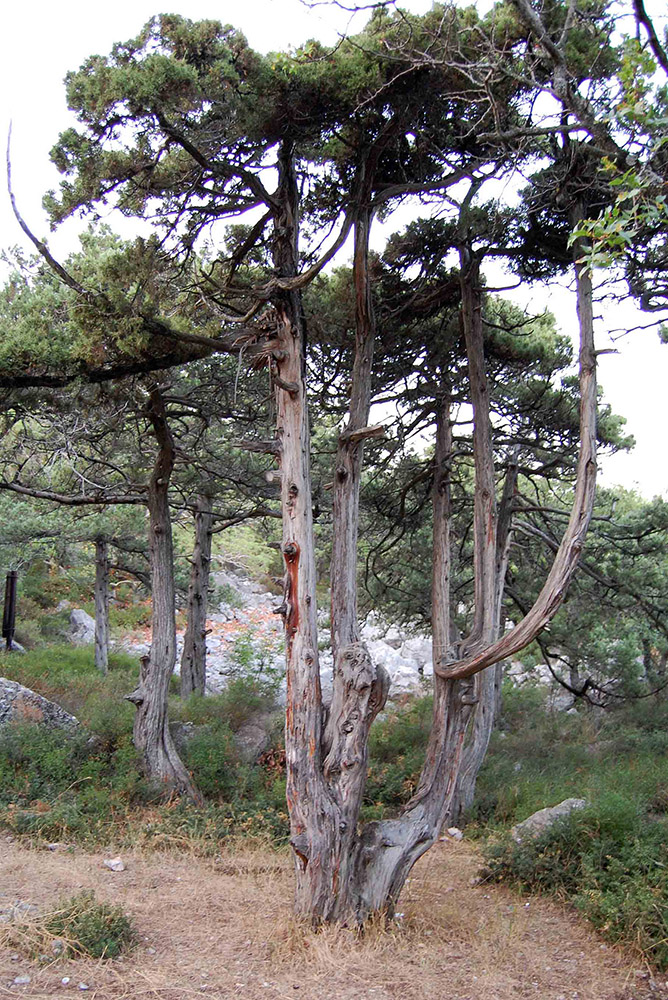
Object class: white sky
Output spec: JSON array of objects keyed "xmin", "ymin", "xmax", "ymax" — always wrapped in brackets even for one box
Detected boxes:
[{"xmin": 0, "ymin": 0, "xmax": 666, "ymax": 499}]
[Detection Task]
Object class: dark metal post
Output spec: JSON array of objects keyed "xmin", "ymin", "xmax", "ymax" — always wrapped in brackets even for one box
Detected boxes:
[{"xmin": 2, "ymin": 571, "xmax": 17, "ymax": 651}]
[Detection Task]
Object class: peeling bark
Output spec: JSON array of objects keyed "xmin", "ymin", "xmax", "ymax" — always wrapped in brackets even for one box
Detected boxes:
[
  {"xmin": 180, "ymin": 491, "xmax": 214, "ymax": 698},
  {"xmin": 94, "ymin": 536, "xmax": 109, "ymax": 675},
  {"xmin": 127, "ymin": 388, "xmax": 201, "ymax": 803}
]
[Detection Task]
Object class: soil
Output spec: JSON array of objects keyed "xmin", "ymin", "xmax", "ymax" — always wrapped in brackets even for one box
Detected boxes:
[{"xmin": 0, "ymin": 837, "xmax": 665, "ymax": 1000}]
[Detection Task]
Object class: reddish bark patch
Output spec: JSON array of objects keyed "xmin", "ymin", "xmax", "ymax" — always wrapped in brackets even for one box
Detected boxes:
[{"xmin": 283, "ymin": 541, "xmax": 300, "ymax": 652}]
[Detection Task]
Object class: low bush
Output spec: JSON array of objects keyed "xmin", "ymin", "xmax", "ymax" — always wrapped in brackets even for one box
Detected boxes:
[
  {"xmin": 5, "ymin": 890, "xmax": 136, "ymax": 960},
  {"xmin": 482, "ymin": 798, "xmax": 668, "ymax": 969},
  {"xmin": 364, "ymin": 696, "xmax": 432, "ymax": 814}
]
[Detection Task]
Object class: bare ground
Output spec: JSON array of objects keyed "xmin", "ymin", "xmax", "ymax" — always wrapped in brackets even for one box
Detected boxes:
[{"xmin": 1, "ymin": 838, "xmax": 665, "ymax": 1000}]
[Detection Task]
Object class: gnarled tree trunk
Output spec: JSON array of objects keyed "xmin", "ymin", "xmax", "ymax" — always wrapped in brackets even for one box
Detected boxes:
[
  {"xmin": 127, "ymin": 387, "xmax": 201, "ymax": 803},
  {"xmin": 277, "ymin": 167, "xmax": 598, "ymax": 923},
  {"xmin": 181, "ymin": 490, "xmax": 214, "ymax": 698}
]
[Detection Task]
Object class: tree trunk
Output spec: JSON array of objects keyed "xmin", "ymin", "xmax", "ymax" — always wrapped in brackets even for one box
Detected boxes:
[
  {"xmin": 450, "ymin": 449, "xmax": 519, "ymax": 823},
  {"xmin": 180, "ymin": 491, "xmax": 214, "ymax": 698},
  {"xmin": 127, "ymin": 388, "xmax": 201, "ymax": 803},
  {"xmin": 276, "ymin": 175, "xmax": 599, "ymax": 924},
  {"xmin": 272, "ymin": 143, "xmax": 340, "ymax": 920},
  {"xmin": 94, "ymin": 536, "xmax": 109, "ymax": 675}
]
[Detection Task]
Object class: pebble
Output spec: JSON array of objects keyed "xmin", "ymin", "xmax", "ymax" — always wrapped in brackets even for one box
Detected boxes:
[
  {"xmin": 146, "ymin": 946, "xmax": 156, "ymax": 955},
  {"xmin": 13, "ymin": 975, "xmax": 31, "ymax": 985},
  {"xmin": 62, "ymin": 978, "xmax": 71, "ymax": 985},
  {"xmin": 78, "ymin": 984, "xmax": 89, "ymax": 992},
  {"xmin": 103, "ymin": 857, "xmax": 125, "ymax": 872}
]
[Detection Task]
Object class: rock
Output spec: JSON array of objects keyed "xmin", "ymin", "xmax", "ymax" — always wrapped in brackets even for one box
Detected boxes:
[
  {"xmin": 13, "ymin": 975, "xmax": 31, "ymax": 985},
  {"xmin": 400, "ymin": 636, "xmax": 432, "ymax": 669},
  {"xmin": 103, "ymin": 857, "xmax": 125, "ymax": 872},
  {"xmin": 68, "ymin": 609, "xmax": 96, "ymax": 646},
  {"xmin": 234, "ymin": 714, "xmax": 273, "ymax": 763},
  {"xmin": 446, "ymin": 826, "xmax": 463, "ymax": 841},
  {"xmin": 383, "ymin": 624, "xmax": 405, "ymax": 649},
  {"xmin": 388, "ymin": 663, "xmax": 423, "ymax": 697},
  {"xmin": 511, "ymin": 798, "xmax": 588, "ymax": 843},
  {"xmin": 0, "ymin": 678, "xmax": 79, "ymax": 731},
  {"xmin": 169, "ymin": 721, "xmax": 202, "ymax": 753}
]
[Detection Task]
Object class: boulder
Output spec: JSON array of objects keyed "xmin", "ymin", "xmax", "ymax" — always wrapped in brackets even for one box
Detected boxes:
[
  {"xmin": 399, "ymin": 636, "xmax": 432, "ymax": 671},
  {"xmin": 234, "ymin": 713, "xmax": 275, "ymax": 763},
  {"xmin": 68, "ymin": 609, "xmax": 96, "ymax": 646},
  {"xmin": 0, "ymin": 678, "xmax": 79, "ymax": 731},
  {"xmin": 511, "ymin": 798, "xmax": 588, "ymax": 843}
]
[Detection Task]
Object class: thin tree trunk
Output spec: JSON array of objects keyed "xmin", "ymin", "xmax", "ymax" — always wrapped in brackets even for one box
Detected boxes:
[
  {"xmin": 181, "ymin": 491, "xmax": 214, "ymax": 698},
  {"xmin": 94, "ymin": 536, "xmax": 109, "ymax": 675},
  {"xmin": 450, "ymin": 449, "xmax": 519, "ymax": 823},
  {"xmin": 433, "ymin": 229, "xmax": 597, "ymax": 680},
  {"xmin": 127, "ymin": 388, "xmax": 201, "ymax": 803}
]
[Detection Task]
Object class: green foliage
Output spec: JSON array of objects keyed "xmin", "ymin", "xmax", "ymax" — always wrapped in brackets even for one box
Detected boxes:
[
  {"xmin": 482, "ymin": 802, "xmax": 668, "ymax": 969},
  {"xmin": 364, "ymin": 697, "xmax": 433, "ymax": 815},
  {"xmin": 477, "ymin": 685, "xmax": 668, "ymax": 969},
  {"xmin": 0, "ymin": 645, "xmax": 287, "ymax": 847},
  {"xmin": 42, "ymin": 891, "xmax": 135, "ymax": 959}
]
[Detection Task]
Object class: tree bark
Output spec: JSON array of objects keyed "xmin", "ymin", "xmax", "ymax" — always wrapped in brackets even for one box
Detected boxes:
[
  {"xmin": 433, "ymin": 233, "xmax": 597, "ymax": 680},
  {"xmin": 272, "ymin": 143, "xmax": 339, "ymax": 919},
  {"xmin": 127, "ymin": 387, "xmax": 201, "ymax": 803},
  {"xmin": 94, "ymin": 536, "xmax": 109, "ymax": 675},
  {"xmin": 180, "ymin": 491, "xmax": 214, "ymax": 698},
  {"xmin": 449, "ymin": 449, "xmax": 519, "ymax": 823}
]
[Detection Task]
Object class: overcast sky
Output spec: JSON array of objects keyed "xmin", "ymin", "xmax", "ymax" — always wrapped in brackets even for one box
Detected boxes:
[{"xmin": 1, "ymin": 0, "xmax": 666, "ymax": 499}]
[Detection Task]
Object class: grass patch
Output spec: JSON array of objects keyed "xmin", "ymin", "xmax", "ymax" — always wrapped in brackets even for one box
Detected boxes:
[
  {"xmin": 0, "ymin": 645, "xmax": 288, "ymax": 849},
  {"xmin": 4, "ymin": 890, "xmax": 136, "ymax": 960},
  {"xmin": 476, "ymin": 683, "xmax": 668, "ymax": 970}
]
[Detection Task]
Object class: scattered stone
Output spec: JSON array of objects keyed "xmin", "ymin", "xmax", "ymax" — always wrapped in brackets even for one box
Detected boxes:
[
  {"xmin": 46, "ymin": 842, "xmax": 61, "ymax": 851},
  {"xmin": 146, "ymin": 947, "xmax": 156, "ymax": 955},
  {"xmin": 13, "ymin": 975, "xmax": 31, "ymax": 986},
  {"xmin": 78, "ymin": 984, "xmax": 89, "ymax": 991},
  {"xmin": 511, "ymin": 798, "xmax": 588, "ymax": 844},
  {"xmin": 446, "ymin": 827, "xmax": 463, "ymax": 841},
  {"xmin": 10, "ymin": 954, "xmax": 19, "ymax": 961},
  {"xmin": 103, "ymin": 857, "xmax": 125, "ymax": 872},
  {"xmin": 61, "ymin": 978, "xmax": 71, "ymax": 986},
  {"xmin": 52, "ymin": 938, "xmax": 65, "ymax": 956}
]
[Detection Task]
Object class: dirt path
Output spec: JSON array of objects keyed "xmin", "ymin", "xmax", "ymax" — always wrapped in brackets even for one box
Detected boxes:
[{"xmin": 0, "ymin": 838, "xmax": 664, "ymax": 1000}]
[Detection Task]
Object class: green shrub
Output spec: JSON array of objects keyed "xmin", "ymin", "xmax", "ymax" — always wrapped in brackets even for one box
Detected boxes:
[
  {"xmin": 482, "ymin": 799, "xmax": 668, "ymax": 968},
  {"xmin": 364, "ymin": 696, "xmax": 432, "ymax": 812},
  {"xmin": 43, "ymin": 890, "xmax": 135, "ymax": 959}
]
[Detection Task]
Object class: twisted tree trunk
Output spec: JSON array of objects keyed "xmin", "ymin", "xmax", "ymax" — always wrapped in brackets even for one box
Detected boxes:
[{"xmin": 181, "ymin": 491, "xmax": 214, "ymax": 698}]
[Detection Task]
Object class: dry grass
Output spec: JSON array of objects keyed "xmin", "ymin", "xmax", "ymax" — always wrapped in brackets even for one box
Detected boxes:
[{"xmin": 0, "ymin": 838, "xmax": 665, "ymax": 1000}]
